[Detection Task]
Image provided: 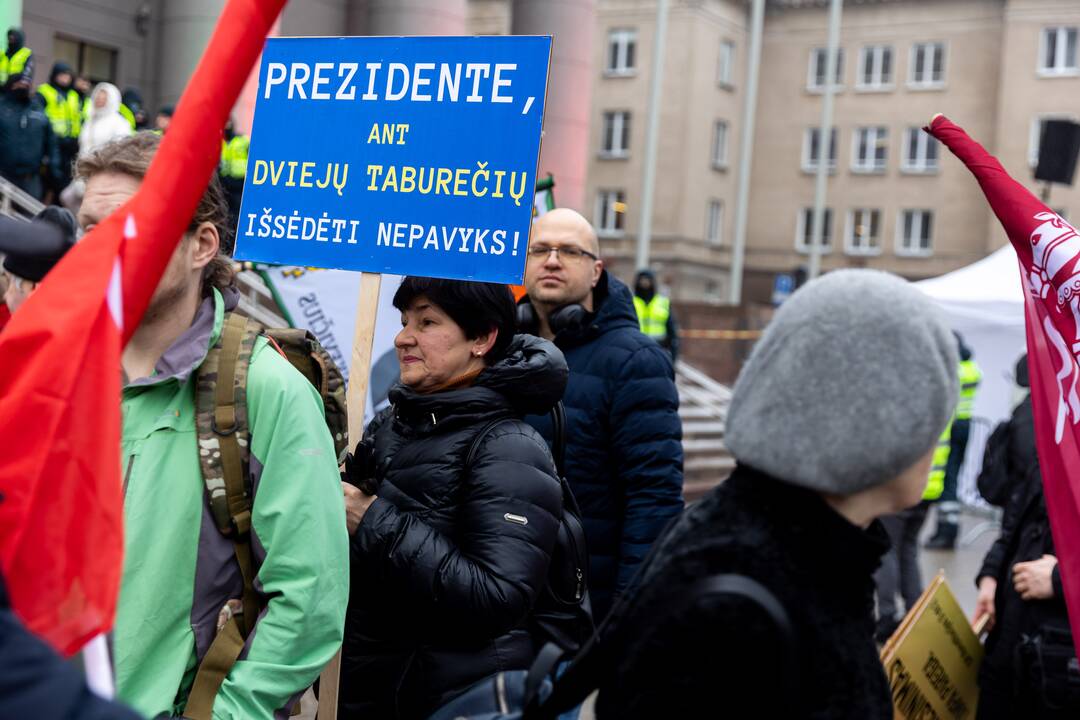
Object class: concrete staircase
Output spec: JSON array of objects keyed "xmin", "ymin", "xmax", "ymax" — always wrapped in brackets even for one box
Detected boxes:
[{"xmin": 676, "ymin": 360, "xmax": 735, "ymax": 501}]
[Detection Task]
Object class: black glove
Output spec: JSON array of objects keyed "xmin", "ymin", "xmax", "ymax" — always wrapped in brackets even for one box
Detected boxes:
[{"xmin": 343, "ymin": 438, "xmax": 379, "ymax": 496}]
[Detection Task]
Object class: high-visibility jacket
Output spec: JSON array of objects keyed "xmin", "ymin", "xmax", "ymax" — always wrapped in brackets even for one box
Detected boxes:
[
  {"xmin": 36, "ymin": 83, "xmax": 82, "ymax": 139},
  {"xmin": 220, "ymin": 135, "xmax": 250, "ymax": 179},
  {"xmin": 957, "ymin": 359, "xmax": 982, "ymax": 421},
  {"xmin": 0, "ymin": 46, "xmax": 32, "ymax": 84},
  {"xmin": 633, "ymin": 294, "xmax": 671, "ymax": 341},
  {"xmin": 924, "ymin": 421, "xmax": 952, "ymax": 501},
  {"xmin": 118, "ymin": 103, "xmax": 136, "ymax": 130}
]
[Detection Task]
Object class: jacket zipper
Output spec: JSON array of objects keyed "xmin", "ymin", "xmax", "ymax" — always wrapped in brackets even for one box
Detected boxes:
[{"xmin": 122, "ymin": 454, "xmax": 135, "ymax": 500}]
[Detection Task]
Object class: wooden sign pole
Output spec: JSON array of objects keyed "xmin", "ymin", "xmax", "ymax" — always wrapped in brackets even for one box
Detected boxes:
[{"xmin": 317, "ymin": 270, "xmax": 383, "ymax": 719}]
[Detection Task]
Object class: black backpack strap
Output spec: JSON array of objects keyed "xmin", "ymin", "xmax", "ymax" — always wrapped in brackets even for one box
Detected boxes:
[{"xmin": 530, "ymin": 572, "xmax": 797, "ymax": 718}]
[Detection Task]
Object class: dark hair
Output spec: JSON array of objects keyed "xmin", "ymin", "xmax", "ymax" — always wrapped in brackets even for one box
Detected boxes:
[
  {"xmin": 76, "ymin": 131, "xmax": 235, "ymax": 296},
  {"xmin": 393, "ymin": 277, "xmax": 516, "ymax": 363}
]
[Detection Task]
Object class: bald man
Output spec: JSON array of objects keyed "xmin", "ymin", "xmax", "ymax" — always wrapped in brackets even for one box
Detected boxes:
[{"xmin": 519, "ymin": 209, "xmax": 684, "ymax": 623}]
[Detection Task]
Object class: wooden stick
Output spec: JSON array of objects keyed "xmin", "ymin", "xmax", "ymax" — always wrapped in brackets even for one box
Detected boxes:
[{"xmin": 317, "ymin": 271, "xmax": 382, "ymax": 719}]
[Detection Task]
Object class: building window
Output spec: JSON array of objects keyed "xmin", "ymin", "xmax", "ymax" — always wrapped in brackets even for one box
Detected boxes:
[
  {"xmin": 596, "ymin": 189, "xmax": 626, "ymax": 235},
  {"xmin": 1029, "ymin": 114, "xmax": 1079, "ymax": 166},
  {"xmin": 808, "ymin": 47, "xmax": 844, "ymax": 90},
  {"xmin": 601, "ymin": 111, "xmax": 631, "ymax": 158},
  {"xmin": 1040, "ymin": 27, "xmax": 1079, "ymax": 75},
  {"xmin": 706, "ymin": 199, "xmax": 724, "ymax": 246},
  {"xmin": 53, "ymin": 35, "xmax": 117, "ymax": 84},
  {"xmin": 712, "ymin": 120, "xmax": 729, "ymax": 169},
  {"xmin": 802, "ymin": 127, "xmax": 838, "ymax": 171},
  {"xmin": 607, "ymin": 29, "xmax": 637, "ymax": 75},
  {"xmin": 857, "ymin": 45, "xmax": 893, "ymax": 89},
  {"xmin": 718, "ymin": 40, "xmax": 736, "ymax": 87},
  {"xmin": 909, "ymin": 42, "xmax": 945, "ymax": 87},
  {"xmin": 796, "ymin": 207, "xmax": 833, "ymax": 253},
  {"xmin": 853, "ymin": 126, "xmax": 888, "ymax": 172},
  {"xmin": 898, "ymin": 210, "xmax": 934, "ymax": 256},
  {"xmin": 902, "ymin": 127, "xmax": 939, "ymax": 172},
  {"xmin": 846, "ymin": 209, "xmax": 882, "ymax": 255}
]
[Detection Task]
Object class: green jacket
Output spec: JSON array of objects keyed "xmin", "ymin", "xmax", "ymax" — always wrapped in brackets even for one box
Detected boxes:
[{"xmin": 116, "ymin": 288, "xmax": 348, "ymax": 719}]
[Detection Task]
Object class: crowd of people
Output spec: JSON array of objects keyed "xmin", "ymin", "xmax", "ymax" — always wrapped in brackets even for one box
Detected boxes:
[
  {"xmin": 0, "ymin": 95, "xmax": 1078, "ymax": 720},
  {"xmin": 0, "ymin": 27, "xmax": 246, "ymax": 217}
]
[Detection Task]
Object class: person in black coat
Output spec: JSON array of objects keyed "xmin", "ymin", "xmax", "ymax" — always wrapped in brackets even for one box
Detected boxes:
[
  {"xmin": 0, "ymin": 574, "xmax": 141, "ymax": 720},
  {"xmin": 0, "ymin": 76, "xmax": 60, "ymax": 200},
  {"xmin": 972, "ymin": 358, "xmax": 1078, "ymax": 718},
  {"xmin": 519, "ymin": 208, "xmax": 684, "ymax": 620},
  {"xmin": 594, "ymin": 270, "xmax": 959, "ymax": 719},
  {"xmin": 338, "ymin": 277, "xmax": 567, "ymax": 719}
]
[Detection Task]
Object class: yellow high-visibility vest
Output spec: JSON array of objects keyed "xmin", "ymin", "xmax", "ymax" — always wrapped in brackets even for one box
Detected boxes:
[
  {"xmin": 924, "ymin": 421, "xmax": 952, "ymax": 501},
  {"xmin": 118, "ymin": 103, "xmax": 136, "ymax": 130},
  {"xmin": 36, "ymin": 83, "xmax": 82, "ymax": 138},
  {"xmin": 633, "ymin": 295, "xmax": 671, "ymax": 340},
  {"xmin": 220, "ymin": 135, "xmax": 250, "ymax": 179},
  {"xmin": 957, "ymin": 360, "xmax": 982, "ymax": 421},
  {"xmin": 0, "ymin": 46, "xmax": 32, "ymax": 84}
]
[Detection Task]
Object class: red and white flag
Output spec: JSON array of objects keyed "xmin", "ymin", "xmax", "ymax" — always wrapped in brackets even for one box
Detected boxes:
[
  {"xmin": 928, "ymin": 115, "xmax": 1080, "ymax": 653},
  {"xmin": 0, "ymin": 0, "xmax": 286, "ymax": 656}
]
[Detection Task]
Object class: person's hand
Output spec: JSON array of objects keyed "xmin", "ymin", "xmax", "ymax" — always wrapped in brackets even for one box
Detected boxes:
[
  {"xmin": 342, "ymin": 481, "xmax": 377, "ymax": 535},
  {"xmin": 343, "ymin": 439, "xmax": 379, "ymax": 496},
  {"xmin": 973, "ymin": 576, "xmax": 997, "ymax": 632},
  {"xmin": 1013, "ymin": 555, "xmax": 1058, "ymax": 601}
]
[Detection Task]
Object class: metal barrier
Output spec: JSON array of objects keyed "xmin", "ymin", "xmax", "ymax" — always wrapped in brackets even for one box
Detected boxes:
[
  {"xmin": 955, "ymin": 416, "xmax": 1003, "ymax": 546},
  {"xmin": 0, "ymin": 175, "xmax": 45, "ymax": 220}
]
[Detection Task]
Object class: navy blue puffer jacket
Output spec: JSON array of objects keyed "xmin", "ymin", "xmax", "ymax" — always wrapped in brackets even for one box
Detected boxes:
[{"xmin": 524, "ymin": 271, "xmax": 684, "ymax": 620}]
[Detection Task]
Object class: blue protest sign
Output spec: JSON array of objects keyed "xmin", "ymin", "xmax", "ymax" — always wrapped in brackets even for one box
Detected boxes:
[{"xmin": 234, "ymin": 36, "xmax": 551, "ymax": 284}]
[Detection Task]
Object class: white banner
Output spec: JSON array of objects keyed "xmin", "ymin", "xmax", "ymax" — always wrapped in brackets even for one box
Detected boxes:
[{"xmin": 261, "ymin": 266, "xmax": 402, "ymax": 418}]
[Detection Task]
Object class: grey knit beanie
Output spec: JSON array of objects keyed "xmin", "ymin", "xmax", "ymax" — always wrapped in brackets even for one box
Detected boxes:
[{"xmin": 725, "ymin": 269, "xmax": 958, "ymax": 496}]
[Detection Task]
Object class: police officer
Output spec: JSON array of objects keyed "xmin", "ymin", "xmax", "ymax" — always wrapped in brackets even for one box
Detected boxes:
[
  {"xmin": 36, "ymin": 62, "xmax": 81, "ymax": 194},
  {"xmin": 927, "ymin": 334, "xmax": 982, "ymax": 550},
  {"xmin": 0, "ymin": 28, "xmax": 32, "ymax": 87},
  {"xmin": 633, "ymin": 268, "xmax": 680, "ymax": 363},
  {"xmin": 219, "ymin": 117, "xmax": 250, "ymax": 230},
  {"xmin": 0, "ymin": 75, "xmax": 60, "ymax": 200}
]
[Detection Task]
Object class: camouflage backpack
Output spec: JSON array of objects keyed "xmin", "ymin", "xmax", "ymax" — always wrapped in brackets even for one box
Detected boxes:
[{"xmin": 182, "ymin": 312, "xmax": 348, "ymax": 720}]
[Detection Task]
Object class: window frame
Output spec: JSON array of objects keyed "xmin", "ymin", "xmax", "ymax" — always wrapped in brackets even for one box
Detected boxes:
[
  {"xmin": 712, "ymin": 120, "xmax": 730, "ymax": 170},
  {"xmin": 896, "ymin": 209, "xmax": 934, "ymax": 257},
  {"xmin": 600, "ymin": 110, "xmax": 631, "ymax": 159},
  {"xmin": 706, "ymin": 199, "xmax": 724, "ymax": 246},
  {"xmin": 908, "ymin": 41, "xmax": 947, "ymax": 89},
  {"xmin": 807, "ymin": 47, "xmax": 845, "ymax": 92},
  {"xmin": 718, "ymin": 39, "xmax": 736, "ymax": 88},
  {"xmin": 606, "ymin": 28, "xmax": 638, "ymax": 76},
  {"xmin": 851, "ymin": 126, "xmax": 889, "ymax": 174},
  {"xmin": 1039, "ymin": 26, "xmax": 1080, "ymax": 76},
  {"xmin": 856, "ymin": 44, "xmax": 894, "ymax": 91},
  {"xmin": 845, "ymin": 208, "xmax": 883, "ymax": 256},
  {"xmin": 802, "ymin": 126, "xmax": 839, "ymax": 173},
  {"xmin": 595, "ymin": 189, "xmax": 626, "ymax": 237},
  {"xmin": 795, "ymin": 207, "xmax": 834, "ymax": 254},
  {"xmin": 901, "ymin": 127, "xmax": 940, "ymax": 174}
]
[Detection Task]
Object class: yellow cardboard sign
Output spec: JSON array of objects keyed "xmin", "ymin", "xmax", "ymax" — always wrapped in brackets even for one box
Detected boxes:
[{"xmin": 880, "ymin": 572, "xmax": 984, "ymax": 719}]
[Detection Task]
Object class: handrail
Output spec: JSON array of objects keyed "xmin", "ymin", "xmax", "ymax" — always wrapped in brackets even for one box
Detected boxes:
[{"xmin": 0, "ymin": 175, "xmax": 46, "ymax": 219}]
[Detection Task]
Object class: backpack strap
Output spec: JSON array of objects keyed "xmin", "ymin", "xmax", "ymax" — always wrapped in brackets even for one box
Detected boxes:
[{"xmin": 186, "ymin": 312, "xmax": 262, "ymax": 720}]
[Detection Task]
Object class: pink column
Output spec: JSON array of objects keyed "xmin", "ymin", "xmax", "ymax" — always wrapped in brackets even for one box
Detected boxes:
[{"xmin": 511, "ymin": 0, "xmax": 597, "ymax": 214}]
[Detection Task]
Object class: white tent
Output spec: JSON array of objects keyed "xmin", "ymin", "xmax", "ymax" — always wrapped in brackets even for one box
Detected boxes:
[{"xmin": 915, "ymin": 246, "xmax": 1026, "ymax": 424}]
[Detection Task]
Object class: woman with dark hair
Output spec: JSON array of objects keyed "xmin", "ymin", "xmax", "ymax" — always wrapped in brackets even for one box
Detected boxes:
[{"xmin": 338, "ymin": 277, "xmax": 568, "ymax": 719}]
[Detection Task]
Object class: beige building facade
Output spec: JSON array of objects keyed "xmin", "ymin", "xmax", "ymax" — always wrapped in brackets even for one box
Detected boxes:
[{"xmin": 584, "ymin": 0, "xmax": 1080, "ymax": 302}]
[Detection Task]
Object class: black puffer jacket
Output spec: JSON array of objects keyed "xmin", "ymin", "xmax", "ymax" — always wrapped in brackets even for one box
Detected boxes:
[{"xmin": 340, "ymin": 335, "xmax": 568, "ymax": 720}]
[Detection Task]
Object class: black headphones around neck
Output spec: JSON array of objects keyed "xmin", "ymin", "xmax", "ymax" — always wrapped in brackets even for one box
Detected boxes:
[{"xmin": 517, "ymin": 300, "xmax": 591, "ymax": 337}]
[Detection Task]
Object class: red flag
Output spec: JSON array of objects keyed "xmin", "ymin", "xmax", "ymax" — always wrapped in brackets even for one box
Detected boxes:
[
  {"xmin": 0, "ymin": 0, "xmax": 286, "ymax": 656},
  {"xmin": 928, "ymin": 115, "xmax": 1080, "ymax": 654}
]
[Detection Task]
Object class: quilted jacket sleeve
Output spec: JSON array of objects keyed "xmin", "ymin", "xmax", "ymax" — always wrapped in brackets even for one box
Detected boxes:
[
  {"xmin": 353, "ymin": 422, "xmax": 563, "ymax": 638},
  {"xmin": 609, "ymin": 346, "xmax": 685, "ymax": 596}
]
